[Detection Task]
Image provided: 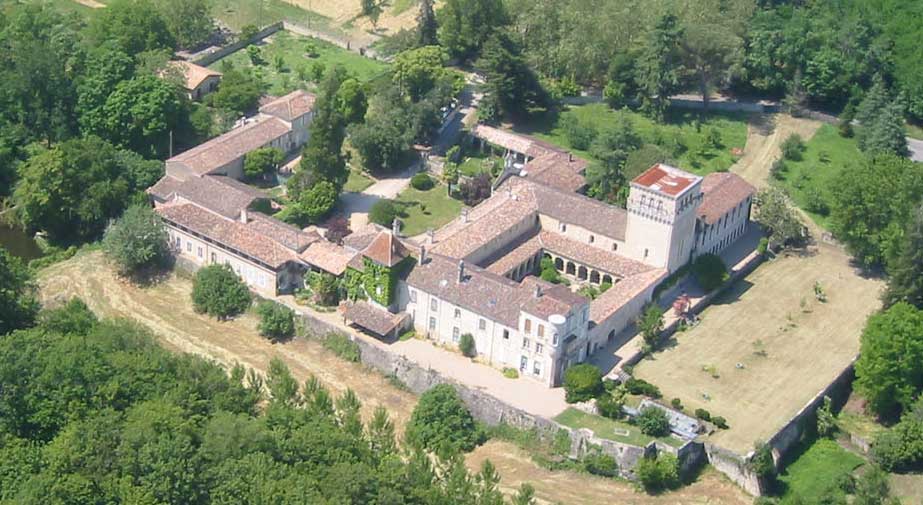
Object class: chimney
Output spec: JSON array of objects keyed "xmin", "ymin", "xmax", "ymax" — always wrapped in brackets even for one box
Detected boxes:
[
  {"xmin": 240, "ymin": 207, "xmax": 248, "ymax": 223},
  {"xmin": 392, "ymin": 217, "xmax": 401, "ymax": 236},
  {"xmin": 457, "ymin": 260, "xmax": 465, "ymax": 284},
  {"xmin": 534, "ymin": 284, "xmax": 542, "ymax": 298},
  {"xmin": 419, "ymin": 245, "xmax": 427, "ymax": 264}
]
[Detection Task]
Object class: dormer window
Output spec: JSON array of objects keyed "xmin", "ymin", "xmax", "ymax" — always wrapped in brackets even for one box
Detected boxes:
[
  {"xmin": 589, "ymin": 235, "xmax": 595, "ymax": 244},
  {"xmin": 560, "ymin": 223, "xmax": 567, "ymax": 232}
]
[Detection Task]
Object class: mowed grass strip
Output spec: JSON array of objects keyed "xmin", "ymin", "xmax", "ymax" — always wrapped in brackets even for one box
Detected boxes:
[
  {"xmin": 517, "ymin": 104, "xmax": 748, "ymax": 175},
  {"xmin": 394, "ymin": 183, "xmax": 461, "ymax": 236},
  {"xmin": 777, "ymin": 438, "xmax": 864, "ymax": 502},
  {"xmin": 554, "ymin": 407, "xmax": 682, "ymax": 448}
]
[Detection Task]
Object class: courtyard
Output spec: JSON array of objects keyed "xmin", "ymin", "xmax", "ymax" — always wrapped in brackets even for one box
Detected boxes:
[{"xmin": 632, "ymin": 244, "xmax": 883, "ymax": 453}]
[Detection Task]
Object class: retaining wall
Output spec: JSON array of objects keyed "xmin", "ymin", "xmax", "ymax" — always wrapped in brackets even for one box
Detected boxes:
[{"xmin": 192, "ymin": 22, "xmax": 284, "ymax": 67}]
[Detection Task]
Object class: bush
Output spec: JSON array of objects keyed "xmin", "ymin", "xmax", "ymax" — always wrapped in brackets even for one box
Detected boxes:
[
  {"xmin": 694, "ymin": 408, "xmax": 711, "ymax": 422},
  {"xmin": 637, "ymin": 304, "xmax": 665, "ymax": 350},
  {"xmin": 757, "ymin": 237, "xmax": 770, "ymax": 255},
  {"xmin": 625, "ymin": 378, "xmax": 662, "ymax": 398},
  {"xmin": 583, "ymin": 452, "xmax": 619, "ymax": 477},
  {"xmin": 713, "ymin": 416, "xmax": 728, "ymax": 429},
  {"xmin": 748, "ymin": 442, "xmax": 777, "ymax": 481},
  {"xmin": 369, "ymin": 199, "xmax": 400, "ymax": 227},
  {"xmin": 410, "ymin": 172, "xmax": 435, "ymax": 191},
  {"xmin": 635, "ymin": 406, "xmax": 671, "ymax": 437},
  {"xmin": 257, "ymin": 301, "xmax": 295, "ymax": 342},
  {"xmin": 458, "ymin": 332, "xmax": 476, "ymax": 357},
  {"xmin": 502, "ymin": 367, "xmax": 519, "ymax": 379},
  {"xmin": 321, "ymin": 332, "xmax": 360, "ymax": 362},
  {"xmin": 102, "ymin": 204, "xmax": 170, "ymax": 276},
  {"xmin": 691, "ymin": 254, "xmax": 728, "ymax": 292},
  {"xmin": 770, "ymin": 159, "xmax": 787, "ymax": 180},
  {"xmin": 563, "ymin": 364, "xmax": 604, "ymax": 403},
  {"xmin": 636, "ymin": 454, "xmax": 680, "ymax": 493},
  {"xmin": 562, "ymin": 115, "xmax": 598, "ymax": 151},
  {"xmin": 405, "ymin": 384, "xmax": 483, "ymax": 453},
  {"xmin": 670, "ymin": 398, "xmax": 683, "ymax": 410},
  {"xmin": 191, "ymin": 264, "xmax": 252, "ymax": 320},
  {"xmin": 781, "ymin": 133, "xmax": 806, "ymax": 161},
  {"xmin": 596, "ymin": 393, "xmax": 624, "ymax": 419}
]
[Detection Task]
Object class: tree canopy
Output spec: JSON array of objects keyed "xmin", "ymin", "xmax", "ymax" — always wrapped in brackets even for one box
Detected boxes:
[
  {"xmin": 404, "ymin": 384, "xmax": 483, "ymax": 454},
  {"xmin": 191, "ymin": 264, "xmax": 253, "ymax": 320},
  {"xmin": 0, "ymin": 249, "xmax": 39, "ymax": 335},
  {"xmin": 102, "ymin": 204, "xmax": 171, "ymax": 277},
  {"xmin": 855, "ymin": 303, "xmax": 923, "ymax": 418}
]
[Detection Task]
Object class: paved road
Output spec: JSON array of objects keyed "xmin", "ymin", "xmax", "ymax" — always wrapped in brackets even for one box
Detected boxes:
[{"xmin": 909, "ymin": 137, "xmax": 923, "ymax": 162}]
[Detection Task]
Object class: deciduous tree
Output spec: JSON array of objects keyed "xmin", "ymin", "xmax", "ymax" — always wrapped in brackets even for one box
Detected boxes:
[
  {"xmin": 102, "ymin": 204, "xmax": 170, "ymax": 276},
  {"xmin": 405, "ymin": 384, "xmax": 482, "ymax": 453},
  {"xmin": 884, "ymin": 205, "xmax": 923, "ymax": 310},
  {"xmin": 0, "ymin": 249, "xmax": 39, "ymax": 335},
  {"xmin": 191, "ymin": 264, "xmax": 252, "ymax": 320}
]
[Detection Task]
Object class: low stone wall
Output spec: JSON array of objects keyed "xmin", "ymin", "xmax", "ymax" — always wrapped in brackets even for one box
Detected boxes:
[
  {"xmin": 706, "ymin": 443, "xmax": 763, "ymax": 495},
  {"xmin": 192, "ymin": 22, "xmax": 284, "ymax": 67}
]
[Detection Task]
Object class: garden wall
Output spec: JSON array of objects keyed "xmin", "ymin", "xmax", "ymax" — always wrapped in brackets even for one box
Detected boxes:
[
  {"xmin": 294, "ymin": 310, "xmax": 706, "ymax": 480},
  {"xmin": 191, "ymin": 22, "xmax": 284, "ymax": 67}
]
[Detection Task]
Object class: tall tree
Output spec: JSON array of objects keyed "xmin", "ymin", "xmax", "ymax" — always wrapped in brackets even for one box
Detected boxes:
[
  {"xmin": 0, "ymin": 249, "xmax": 39, "ymax": 335},
  {"xmin": 437, "ymin": 0, "xmax": 509, "ymax": 62},
  {"xmin": 77, "ymin": 43, "xmax": 136, "ymax": 138},
  {"xmin": 157, "ymin": 0, "xmax": 215, "ymax": 50},
  {"xmin": 754, "ymin": 187, "xmax": 805, "ymax": 251},
  {"xmin": 884, "ymin": 205, "xmax": 923, "ymax": 310},
  {"xmin": 635, "ymin": 13, "xmax": 683, "ymax": 121},
  {"xmin": 89, "ymin": 0, "xmax": 176, "ymax": 56},
  {"xmin": 100, "ymin": 74, "xmax": 187, "ymax": 159},
  {"xmin": 476, "ymin": 32, "xmax": 548, "ymax": 119},
  {"xmin": 102, "ymin": 204, "xmax": 170, "ymax": 277},
  {"xmin": 680, "ymin": 23, "xmax": 741, "ymax": 110},
  {"xmin": 418, "ymin": 0, "xmax": 438, "ymax": 47}
]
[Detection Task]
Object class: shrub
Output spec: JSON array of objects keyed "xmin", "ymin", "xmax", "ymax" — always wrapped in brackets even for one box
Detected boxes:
[
  {"xmin": 694, "ymin": 408, "xmax": 711, "ymax": 422},
  {"xmin": 757, "ymin": 237, "xmax": 769, "ymax": 255},
  {"xmin": 399, "ymin": 330, "xmax": 416, "ymax": 341},
  {"xmin": 816, "ymin": 396, "xmax": 837, "ymax": 437},
  {"xmin": 691, "ymin": 254, "xmax": 728, "ymax": 292},
  {"xmin": 670, "ymin": 398, "xmax": 683, "ymax": 410},
  {"xmin": 191, "ymin": 264, "xmax": 252, "ymax": 320},
  {"xmin": 324, "ymin": 216, "xmax": 351, "ymax": 245},
  {"xmin": 713, "ymin": 416, "xmax": 728, "ymax": 429},
  {"xmin": 637, "ymin": 304, "xmax": 665, "ymax": 350},
  {"xmin": 102, "ymin": 204, "xmax": 170, "ymax": 277},
  {"xmin": 502, "ymin": 367, "xmax": 519, "ymax": 379},
  {"xmin": 770, "ymin": 159, "xmax": 787, "ymax": 180},
  {"xmin": 457, "ymin": 173, "xmax": 492, "ymax": 206},
  {"xmin": 583, "ymin": 452, "xmax": 619, "ymax": 477},
  {"xmin": 625, "ymin": 378, "xmax": 661, "ymax": 398},
  {"xmin": 562, "ymin": 115, "xmax": 597, "ymax": 151},
  {"xmin": 563, "ymin": 364, "xmax": 604, "ymax": 403},
  {"xmin": 257, "ymin": 301, "xmax": 295, "ymax": 342},
  {"xmin": 781, "ymin": 134, "xmax": 806, "ymax": 161},
  {"xmin": 458, "ymin": 332, "xmax": 476, "ymax": 357},
  {"xmin": 410, "ymin": 172, "xmax": 435, "ymax": 191},
  {"xmin": 636, "ymin": 454, "xmax": 680, "ymax": 493},
  {"xmin": 635, "ymin": 406, "xmax": 671, "ymax": 437},
  {"xmin": 405, "ymin": 384, "xmax": 483, "ymax": 453},
  {"xmin": 369, "ymin": 199, "xmax": 400, "ymax": 227},
  {"xmin": 748, "ymin": 442, "xmax": 777, "ymax": 481},
  {"xmin": 596, "ymin": 393, "xmax": 624, "ymax": 419},
  {"xmin": 322, "ymin": 332, "xmax": 360, "ymax": 362}
]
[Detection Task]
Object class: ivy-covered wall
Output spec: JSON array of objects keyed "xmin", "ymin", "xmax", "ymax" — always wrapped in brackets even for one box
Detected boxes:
[{"xmin": 344, "ymin": 258, "xmax": 397, "ymax": 307}]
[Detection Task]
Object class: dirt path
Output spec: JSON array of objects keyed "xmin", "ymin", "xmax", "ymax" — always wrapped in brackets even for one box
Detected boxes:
[
  {"xmin": 731, "ymin": 114, "xmax": 822, "ymax": 191},
  {"xmin": 72, "ymin": 0, "xmax": 105, "ymax": 7},
  {"xmin": 38, "ymin": 252, "xmax": 751, "ymax": 504}
]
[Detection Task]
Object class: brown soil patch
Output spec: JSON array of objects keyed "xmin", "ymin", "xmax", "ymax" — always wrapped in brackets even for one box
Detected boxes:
[{"xmin": 731, "ymin": 114, "xmax": 822, "ymax": 191}]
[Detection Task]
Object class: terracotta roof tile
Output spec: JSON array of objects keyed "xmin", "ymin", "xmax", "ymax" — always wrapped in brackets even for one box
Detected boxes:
[
  {"xmin": 148, "ymin": 175, "xmax": 267, "ymax": 219},
  {"xmin": 259, "ymin": 90, "xmax": 316, "ymax": 122},
  {"xmin": 247, "ymin": 212, "xmax": 320, "ymax": 252},
  {"xmin": 537, "ymin": 231, "xmax": 654, "ymax": 278},
  {"xmin": 342, "ymin": 301, "xmax": 408, "ymax": 336},
  {"xmin": 632, "ymin": 163, "xmax": 701, "ymax": 197},
  {"xmin": 363, "ymin": 230, "xmax": 411, "ymax": 267},
  {"xmin": 168, "ymin": 60, "xmax": 221, "ymax": 91},
  {"xmin": 301, "ymin": 240, "xmax": 357, "ymax": 275},
  {"xmin": 522, "ymin": 152, "xmax": 588, "ymax": 192},
  {"xmin": 168, "ymin": 115, "xmax": 292, "ymax": 176},
  {"xmin": 697, "ymin": 172, "xmax": 756, "ymax": 225},
  {"xmin": 589, "ymin": 268, "xmax": 668, "ymax": 324},
  {"xmin": 472, "ymin": 124, "xmax": 563, "ymax": 158}
]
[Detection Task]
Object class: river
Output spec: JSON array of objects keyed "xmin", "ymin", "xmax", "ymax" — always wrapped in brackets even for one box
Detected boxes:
[{"xmin": 0, "ymin": 222, "xmax": 43, "ymax": 260}]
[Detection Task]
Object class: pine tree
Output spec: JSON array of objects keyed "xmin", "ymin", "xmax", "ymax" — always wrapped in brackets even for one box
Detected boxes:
[
  {"xmin": 635, "ymin": 13, "xmax": 683, "ymax": 122},
  {"xmin": 418, "ymin": 0, "xmax": 438, "ymax": 46},
  {"xmin": 884, "ymin": 205, "xmax": 923, "ymax": 309},
  {"xmin": 857, "ymin": 76, "xmax": 909, "ymax": 156}
]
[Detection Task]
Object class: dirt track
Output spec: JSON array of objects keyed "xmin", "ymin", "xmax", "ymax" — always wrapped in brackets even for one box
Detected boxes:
[{"xmin": 730, "ymin": 114, "xmax": 821, "ymax": 191}]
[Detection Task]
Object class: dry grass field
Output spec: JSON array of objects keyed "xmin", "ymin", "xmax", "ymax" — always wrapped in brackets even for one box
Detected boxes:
[
  {"xmin": 634, "ymin": 244, "xmax": 883, "ymax": 454},
  {"xmin": 281, "ymin": 0, "xmax": 430, "ymax": 46},
  {"xmin": 37, "ymin": 250, "xmax": 751, "ymax": 504}
]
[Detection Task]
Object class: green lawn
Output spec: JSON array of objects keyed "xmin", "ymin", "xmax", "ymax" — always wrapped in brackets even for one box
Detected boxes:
[
  {"xmin": 773, "ymin": 124, "xmax": 863, "ymax": 230},
  {"xmin": 211, "ymin": 0, "xmax": 336, "ymax": 34},
  {"xmin": 394, "ymin": 183, "xmax": 462, "ymax": 236},
  {"xmin": 516, "ymin": 103, "xmax": 749, "ymax": 176},
  {"xmin": 554, "ymin": 408, "xmax": 683, "ymax": 448},
  {"xmin": 457, "ymin": 152, "xmax": 497, "ymax": 177},
  {"xmin": 344, "ymin": 169, "xmax": 375, "ymax": 193},
  {"xmin": 777, "ymin": 438, "xmax": 865, "ymax": 502},
  {"xmin": 208, "ymin": 30, "xmax": 389, "ymax": 96}
]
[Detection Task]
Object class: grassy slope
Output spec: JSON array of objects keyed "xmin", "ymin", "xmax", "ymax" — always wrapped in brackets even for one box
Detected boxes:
[
  {"xmin": 344, "ymin": 169, "xmax": 374, "ymax": 192},
  {"xmin": 211, "ymin": 0, "xmax": 336, "ymax": 34},
  {"xmin": 554, "ymin": 408, "xmax": 682, "ymax": 448},
  {"xmin": 516, "ymin": 104, "xmax": 748, "ymax": 176},
  {"xmin": 777, "ymin": 438, "xmax": 864, "ymax": 502},
  {"xmin": 208, "ymin": 30, "xmax": 388, "ymax": 95},
  {"xmin": 773, "ymin": 124, "xmax": 863, "ymax": 230},
  {"xmin": 394, "ymin": 183, "xmax": 462, "ymax": 236}
]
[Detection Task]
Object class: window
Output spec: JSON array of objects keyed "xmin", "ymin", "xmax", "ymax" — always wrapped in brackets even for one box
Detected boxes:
[
  {"xmin": 428, "ymin": 317, "xmax": 436, "ymax": 331},
  {"xmin": 524, "ymin": 319, "xmax": 532, "ymax": 334},
  {"xmin": 536, "ymin": 343, "xmax": 543, "ymax": 354},
  {"xmin": 560, "ymin": 223, "xmax": 567, "ymax": 232},
  {"xmin": 479, "ymin": 319, "xmax": 486, "ymax": 331},
  {"xmin": 537, "ymin": 324, "xmax": 545, "ymax": 338},
  {"xmin": 430, "ymin": 299, "xmax": 438, "ymax": 311},
  {"xmin": 452, "ymin": 327, "xmax": 460, "ymax": 342},
  {"xmin": 612, "ymin": 243, "xmax": 618, "ymax": 251},
  {"xmin": 522, "ymin": 338, "xmax": 530, "ymax": 350},
  {"xmin": 589, "ymin": 235, "xmax": 595, "ymax": 244},
  {"xmin": 454, "ymin": 308, "xmax": 461, "ymax": 319},
  {"xmin": 186, "ymin": 241, "xmax": 192, "ymax": 252},
  {"xmin": 210, "ymin": 252, "xmax": 216, "ymax": 263},
  {"xmin": 552, "ymin": 333, "xmax": 558, "ymax": 346},
  {"xmin": 644, "ymin": 248, "xmax": 649, "ymax": 259},
  {"xmin": 409, "ymin": 289, "xmax": 417, "ymax": 303},
  {"xmin": 175, "ymin": 237, "xmax": 181, "ymax": 248},
  {"xmin": 197, "ymin": 247, "xmax": 203, "ymax": 258},
  {"xmin": 503, "ymin": 329, "xmax": 510, "ymax": 339},
  {"xmin": 533, "ymin": 360, "xmax": 542, "ymax": 376},
  {"xmin": 520, "ymin": 356, "xmax": 528, "ymax": 372}
]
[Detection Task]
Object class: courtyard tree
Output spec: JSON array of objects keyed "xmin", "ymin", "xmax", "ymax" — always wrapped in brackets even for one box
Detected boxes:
[
  {"xmin": 754, "ymin": 188, "xmax": 804, "ymax": 252},
  {"xmin": 0, "ymin": 248, "xmax": 39, "ymax": 335},
  {"xmin": 854, "ymin": 302, "xmax": 923, "ymax": 418},
  {"xmin": 208, "ymin": 67, "xmax": 263, "ymax": 115},
  {"xmin": 368, "ymin": 199, "xmax": 400, "ymax": 227},
  {"xmin": 635, "ymin": 406, "xmax": 670, "ymax": 437},
  {"xmin": 191, "ymin": 264, "xmax": 252, "ymax": 320},
  {"xmin": 637, "ymin": 304, "xmax": 665, "ymax": 351},
  {"xmin": 257, "ymin": 301, "xmax": 295, "ymax": 342},
  {"xmin": 102, "ymin": 204, "xmax": 170, "ymax": 277},
  {"xmin": 458, "ymin": 333, "xmax": 476, "ymax": 357},
  {"xmin": 282, "ymin": 180, "xmax": 339, "ymax": 226},
  {"xmin": 405, "ymin": 384, "xmax": 483, "ymax": 453},
  {"xmin": 13, "ymin": 137, "xmax": 134, "ymax": 244},
  {"xmin": 243, "ymin": 147, "xmax": 284, "ymax": 180},
  {"xmin": 348, "ymin": 106, "xmax": 414, "ymax": 174},
  {"xmin": 562, "ymin": 363, "xmax": 603, "ymax": 403},
  {"xmin": 290, "ymin": 67, "xmax": 349, "ymax": 195}
]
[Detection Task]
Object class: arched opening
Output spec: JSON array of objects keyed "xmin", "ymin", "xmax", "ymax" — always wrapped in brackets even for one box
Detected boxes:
[
  {"xmin": 602, "ymin": 274, "xmax": 613, "ymax": 285},
  {"xmin": 554, "ymin": 257, "xmax": 564, "ymax": 270},
  {"xmin": 577, "ymin": 266, "xmax": 588, "ymax": 280},
  {"xmin": 589, "ymin": 270, "xmax": 600, "ymax": 284},
  {"xmin": 566, "ymin": 262, "xmax": 576, "ymax": 275},
  {"xmin": 608, "ymin": 329, "xmax": 615, "ymax": 341}
]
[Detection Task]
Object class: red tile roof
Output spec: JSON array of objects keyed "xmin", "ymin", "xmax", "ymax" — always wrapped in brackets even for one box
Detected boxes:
[
  {"xmin": 259, "ymin": 90, "xmax": 316, "ymax": 122},
  {"xmin": 168, "ymin": 60, "xmax": 222, "ymax": 91},
  {"xmin": 697, "ymin": 172, "xmax": 756, "ymax": 225},
  {"xmin": 633, "ymin": 163, "xmax": 700, "ymax": 196},
  {"xmin": 362, "ymin": 230, "xmax": 410, "ymax": 267},
  {"xmin": 301, "ymin": 240, "xmax": 357, "ymax": 275},
  {"xmin": 523, "ymin": 152, "xmax": 588, "ymax": 192},
  {"xmin": 342, "ymin": 301, "xmax": 408, "ymax": 336},
  {"xmin": 148, "ymin": 175, "xmax": 267, "ymax": 219},
  {"xmin": 168, "ymin": 116, "xmax": 292, "ymax": 176}
]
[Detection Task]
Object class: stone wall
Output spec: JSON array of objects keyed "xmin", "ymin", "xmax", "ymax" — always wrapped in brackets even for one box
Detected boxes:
[
  {"xmin": 191, "ymin": 22, "xmax": 284, "ymax": 67},
  {"xmin": 294, "ymin": 310, "xmax": 706, "ymax": 480},
  {"xmin": 706, "ymin": 443, "xmax": 763, "ymax": 495}
]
